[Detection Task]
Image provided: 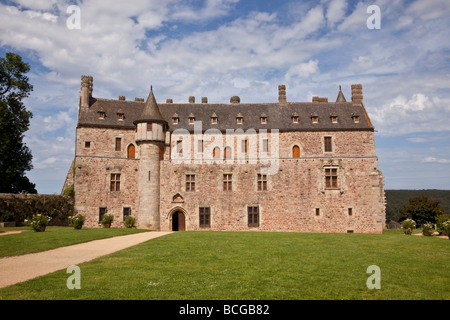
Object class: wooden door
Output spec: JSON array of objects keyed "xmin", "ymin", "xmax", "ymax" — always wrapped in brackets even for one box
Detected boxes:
[
  {"xmin": 127, "ymin": 144, "xmax": 135, "ymax": 159},
  {"xmin": 292, "ymin": 145, "xmax": 300, "ymax": 158},
  {"xmin": 178, "ymin": 212, "xmax": 185, "ymax": 231}
]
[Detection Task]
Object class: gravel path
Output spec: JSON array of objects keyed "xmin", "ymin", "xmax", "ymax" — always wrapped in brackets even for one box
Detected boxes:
[{"xmin": 0, "ymin": 231, "xmax": 172, "ymax": 289}]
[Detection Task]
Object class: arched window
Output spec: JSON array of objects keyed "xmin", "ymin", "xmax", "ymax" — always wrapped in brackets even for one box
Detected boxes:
[
  {"xmin": 292, "ymin": 145, "xmax": 300, "ymax": 158},
  {"xmin": 213, "ymin": 147, "xmax": 220, "ymax": 159},
  {"xmin": 127, "ymin": 144, "xmax": 135, "ymax": 159},
  {"xmin": 224, "ymin": 146, "xmax": 232, "ymax": 160}
]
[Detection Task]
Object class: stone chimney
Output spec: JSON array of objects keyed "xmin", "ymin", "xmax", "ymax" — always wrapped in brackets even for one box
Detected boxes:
[
  {"xmin": 189, "ymin": 96, "xmax": 195, "ymax": 103},
  {"xmin": 230, "ymin": 96, "xmax": 240, "ymax": 103},
  {"xmin": 351, "ymin": 84, "xmax": 363, "ymax": 104},
  {"xmin": 80, "ymin": 75, "xmax": 92, "ymax": 109},
  {"xmin": 312, "ymin": 96, "xmax": 328, "ymax": 103},
  {"xmin": 119, "ymin": 96, "xmax": 125, "ymax": 101},
  {"xmin": 202, "ymin": 97, "xmax": 208, "ymax": 103},
  {"xmin": 135, "ymin": 98, "xmax": 144, "ymax": 102},
  {"xmin": 166, "ymin": 99, "xmax": 173, "ymax": 104},
  {"xmin": 278, "ymin": 85, "xmax": 286, "ymax": 103}
]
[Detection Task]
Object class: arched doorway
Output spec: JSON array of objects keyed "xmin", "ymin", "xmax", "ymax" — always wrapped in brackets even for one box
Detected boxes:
[{"xmin": 172, "ymin": 211, "xmax": 185, "ymax": 231}]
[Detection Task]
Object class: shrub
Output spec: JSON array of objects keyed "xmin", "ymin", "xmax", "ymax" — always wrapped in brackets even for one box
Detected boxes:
[
  {"xmin": 69, "ymin": 214, "xmax": 85, "ymax": 230},
  {"xmin": 402, "ymin": 219, "xmax": 416, "ymax": 235},
  {"xmin": 422, "ymin": 223, "xmax": 434, "ymax": 236},
  {"xmin": 101, "ymin": 214, "xmax": 114, "ymax": 228},
  {"xmin": 442, "ymin": 220, "xmax": 450, "ymax": 239},
  {"xmin": 124, "ymin": 216, "xmax": 136, "ymax": 228},
  {"xmin": 25, "ymin": 214, "xmax": 50, "ymax": 232}
]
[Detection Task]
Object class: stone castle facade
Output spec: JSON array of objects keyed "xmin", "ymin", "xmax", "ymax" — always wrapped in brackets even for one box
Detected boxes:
[{"xmin": 63, "ymin": 76, "xmax": 385, "ymax": 233}]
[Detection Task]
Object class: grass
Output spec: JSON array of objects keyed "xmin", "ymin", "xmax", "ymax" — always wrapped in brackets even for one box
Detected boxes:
[
  {"xmin": 0, "ymin": 226, "xmax": 150, "ymax": 258},
  {"xmin": 0, "ymin": 228, "xmax": 449, "ymax": 300}
]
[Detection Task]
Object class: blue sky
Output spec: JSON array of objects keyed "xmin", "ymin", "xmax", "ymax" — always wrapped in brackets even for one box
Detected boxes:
[{"xmin": 0, "ymin": 0, "xmax": 449, "ymax": 194}]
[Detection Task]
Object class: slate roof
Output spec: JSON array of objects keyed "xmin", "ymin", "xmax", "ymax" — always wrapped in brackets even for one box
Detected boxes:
[{"xmin": 78, "ymin": 95, "xmax": 374, "ymax": 132}]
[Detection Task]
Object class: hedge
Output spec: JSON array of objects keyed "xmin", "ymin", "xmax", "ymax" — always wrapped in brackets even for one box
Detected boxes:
[{"xmin": 0, "ymin": 193, "xmax": 74, "ymax": 226}]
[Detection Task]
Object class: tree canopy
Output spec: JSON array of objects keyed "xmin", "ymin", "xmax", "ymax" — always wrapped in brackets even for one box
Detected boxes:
[
  {"xmin": 398, "ymin": 195, "xmax": 445, "ymax": 225},
  {"xmin": 0, "ymin": 52, "xmax": 36, "ymax": 193}
]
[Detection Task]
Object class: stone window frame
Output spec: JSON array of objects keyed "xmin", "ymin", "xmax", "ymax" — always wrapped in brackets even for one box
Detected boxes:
[
  {"xmin": 323, "ymin": 136, "xmax": 334, "ymax": 153},
  {"xmin": 185, "ymin": 174, "xmax": 195, "ymax": 192},
  {"xmin": 115, "ymin": 137, "xmax": 122, "ymax": 152},
  {"xmin": 99, "ymin": 207, "xmax": 107, "ymax": 222},
  {"xmin": 257, "ymin": 173, "xmax": 268, "ymax": 191},
  {"xmin": 110, "ymin": 173, "xmax": 121, "ymax": 192},
  {"xmin": 84, "ymin": 141, "xmax": 91, "ymax": 149},
  {"xmin": 247, "ymin": 205, "xmax": 260, "ymax": 228},
  {"xmin": 199, "ymin": 206, "xmax": 211, "ymax": 228},
  {"xmin": 223, "ymin": 173, "xmax": 232, "ymax": 192},
  {"xmin": 123, "ymin": 207, "xmax": 131, "ymax": 221}
]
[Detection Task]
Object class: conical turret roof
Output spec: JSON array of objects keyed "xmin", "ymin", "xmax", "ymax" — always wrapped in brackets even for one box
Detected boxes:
[
  {"xmin": 336, "ymin": 85, "xmax": 347, "ymax": 102},
  {"xmin": 134, "ymin": 86, "xmax": 167, "ymax": 124}
]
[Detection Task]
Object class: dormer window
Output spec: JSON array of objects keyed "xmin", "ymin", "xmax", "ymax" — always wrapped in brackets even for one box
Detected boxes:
[
  {"xmin": 117, "ymin": 113, "xmax": 124, "ymax": 120},
  {"xmin": 311, "ymin": 113, "xmax": 319, "ymax": 124},
  {"xmin": 211, "ymin": 112, "xmax": 218, "ymax": 124},
  {"xmin": 172, "ymin": 113, "xmax": 179, "ymax": 125},
  {"xmin": 98, "ymin": 111, "xmax": 105, "ymax": 119},
  {"xmin": 330, "ymin": 113, "xmax": 338, "ymax": 124},
  {"xmin": 292, "ymin": 112, "xmax": 299, "ymax": 123},
  {"xmin": 352, "ymin": 112, "xmax": 360, "ymax": 123},
  {"xmin": 188, "ymin": 113, "xmax": 195, "ymax": 125},
  {"xmin": 236, "ymin": 113, "xmax": 243, "ymax": 124},
  {"xmin": 260, "ymin": 113, "xmax": 267, "ymax": 124}
]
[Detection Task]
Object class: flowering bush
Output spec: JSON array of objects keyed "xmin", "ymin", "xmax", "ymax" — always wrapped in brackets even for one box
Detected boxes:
[
  {"xmin": 25, "ymin": 214, "xmax": 50, "ymax": 232},
  {"xmin": 101, "ymin": 214, "xmax": 114, "ymax": 228},
  {"xmin": 442, "ymin": 220, "xmax": 450, "ymax": 239},
  {"xmin": 402, "ymin": 219, "xmax": 416, "ymax": 235},
  {"xmin": 422, "ymin": 222, "xmax": 435, "ymax": 236},
  {"xmin": 69, "ymin": 214, "xmax": 85, "ymax": 230},
  {"xmin": 124, "ymin": 216, "xmax": 136, "ymax": 228}
]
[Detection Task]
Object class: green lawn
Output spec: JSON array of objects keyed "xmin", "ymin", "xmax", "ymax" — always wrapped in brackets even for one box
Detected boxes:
[
  {"xmin": 0, "ymin": 229, "xmax": 449, "ymax": 300},
  {"xmin": 0, "ymin": 226, "xmax": 150, "ymax": 258}
]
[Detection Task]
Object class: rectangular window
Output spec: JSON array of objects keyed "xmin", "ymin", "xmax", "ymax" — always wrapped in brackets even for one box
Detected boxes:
[
  {"xmin": 293, "ymin": 116, "xmax": 299, "ymax": 123},
  {"xmin": 147, "ymin": 123, "xmax": 152, "ymax": 131},
  {"xmin": 348, "ymin": 208, "xmax": 353, "ymax": 216},
  {"xmin": 241, "ymin": 139, "xmax": 248, "ymax": 153},
  {"xmin": 331, "ymin": 116, "xmax": 337, "ymax": 123},
  {"xmin": 110, "ymin": 173, "xmax": 121, "ymax": 191},
  {"xmin": 85, "ymin": 141, "xmax": 91, "ymax": 148},
  {"xmin": 316, "ymin": 208, "xmax": 320, "ymax": 216},
  {"xmin": 198, "ymin": 140, "xmax": 204, "ymax": 153},
  {"xmin": 186, "ymin": 174, "xmax": 195, "ymax": 192},
  {"xmin": 99, "ymin": 207, "xmax": 107, "ymax": 222},
  {"xmin": 123, "ymin": 207, "xmax": 131, "ymax": 220},
  {"xmin": 199, "ymin": 207, "xmax": 211, "ymax": 228},
  {"xmin": 99, "ymin": 112, "xmax": 105, "ymax": 119},
  {"xmin": 324, "ymin": 137, "xmax": 332, "ymax": 152},
  {"xmin": 248, "ymin": 206, "xmax": 259, "ymax": 227},
  {"xmin": 118, "ymin": 114, "xmax": 124, "ymax": 120},
  {"xmin": 325, "ymin": 168, "xmax": 338, "ymax": 188},
  {"xmin": 177, "ymin": 140, "xmax": 183, "ymax": 154},
  {"xmin": 115, "ymin": 137, "xmax": 121, "ymax": 151},
  {"xmin": 223, "ymin": 174, "xmax": 232, "ymax": 191},
  {"xmin": 262, "ymin": 139, "xmax": 268, "ymax": 153},
  {"xmin": 257, "ymin": 174, "xmax": 267, "ymax": 191}
]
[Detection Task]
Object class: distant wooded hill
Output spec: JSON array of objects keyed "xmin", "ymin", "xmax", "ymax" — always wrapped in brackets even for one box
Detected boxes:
[{"xmin": 385, "ymin": 189, "xmax": 450, "ymax": 222}]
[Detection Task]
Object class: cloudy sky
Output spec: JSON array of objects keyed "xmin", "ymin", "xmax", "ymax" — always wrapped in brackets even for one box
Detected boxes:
[{"xmin": 0, "ymin": 0, "xmax": 449, "ymax": 194}]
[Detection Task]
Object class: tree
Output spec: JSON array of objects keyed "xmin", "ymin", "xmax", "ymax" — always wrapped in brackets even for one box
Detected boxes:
[
  {"xmin": 0, "ymin": 52, "xmax": 36, "ymax": 193},
  {"xmin": 398, "ymin": 195, "xmax": 444, "ymax": 225}
]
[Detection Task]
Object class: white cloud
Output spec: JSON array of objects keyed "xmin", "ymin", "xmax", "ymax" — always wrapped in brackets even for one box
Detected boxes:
[
  {"xmin": 326, "ymin": 0, "xmax": 347, "ymax": 28},
  {"xmin": 423, "ymin": 157, "xmax": 450, "ymax": 164}
]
